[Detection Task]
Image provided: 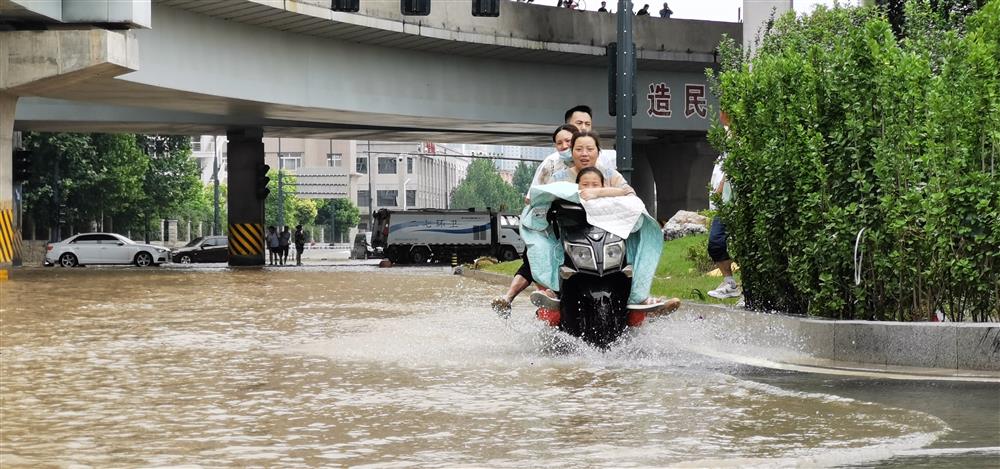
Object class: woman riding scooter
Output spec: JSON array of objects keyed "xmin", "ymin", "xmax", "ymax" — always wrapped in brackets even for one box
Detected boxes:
[{"xmin": 523, "ymin": 130, "xmax": 680, "ymax": 313}]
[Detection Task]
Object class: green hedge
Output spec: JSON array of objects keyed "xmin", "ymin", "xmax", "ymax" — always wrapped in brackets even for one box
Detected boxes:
[{"xmin": 710, "ymin": 1, "xmax": 999, "ymax": 321}]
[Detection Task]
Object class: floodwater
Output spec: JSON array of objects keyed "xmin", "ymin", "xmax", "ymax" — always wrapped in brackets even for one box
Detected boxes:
[{"xmin": 1, "ymin": 266, "xmax": 997, "ymax": 468}]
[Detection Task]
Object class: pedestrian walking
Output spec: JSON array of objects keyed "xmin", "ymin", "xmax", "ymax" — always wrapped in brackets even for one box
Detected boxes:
[
  {"xmin": 279, "ymin": 226, "xmax": 291, "ymax": 265},
  {"xmin": 266, "ymin": 226, "xmax": 279, "ymax": 265},
  {"xmin": 294, "ymin": 225, "xmax": 306, "ymax": 266}
]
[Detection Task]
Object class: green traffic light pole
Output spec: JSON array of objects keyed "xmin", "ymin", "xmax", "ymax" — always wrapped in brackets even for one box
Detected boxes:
[{"xmin": 615, "ymin": 0, "xmax": 635, "ymax": 184}]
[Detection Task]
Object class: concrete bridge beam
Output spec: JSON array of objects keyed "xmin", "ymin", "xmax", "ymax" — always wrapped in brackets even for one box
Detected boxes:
[{"xmin": 225, "ymin": 128, "xmax": 267, "ymax": 267}]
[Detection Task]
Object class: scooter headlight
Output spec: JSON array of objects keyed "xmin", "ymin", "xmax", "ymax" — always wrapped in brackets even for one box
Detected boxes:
[
  {"xmin": 565, "ymin": 243, "xmax": 597, "ymax": 271},
  {"xmin": 604, "ymin": 241, "xmax": 625, "ymax": 268}
]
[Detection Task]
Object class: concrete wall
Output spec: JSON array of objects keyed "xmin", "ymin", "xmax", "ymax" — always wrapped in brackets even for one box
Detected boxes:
[{"xmin": 679, "ymin": 307, "xmax": 1000, "ymax": 373}]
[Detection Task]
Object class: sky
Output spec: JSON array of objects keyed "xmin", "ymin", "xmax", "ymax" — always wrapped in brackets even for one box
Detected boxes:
[{"xmin": 526, "ymin": 0, "xmax": 863, "ymax": 22}]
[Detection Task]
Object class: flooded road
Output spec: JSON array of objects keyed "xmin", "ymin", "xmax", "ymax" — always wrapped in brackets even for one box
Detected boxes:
[{"xmin": 2, "ymin": 266, "xmax": 997, "ymax": 467}]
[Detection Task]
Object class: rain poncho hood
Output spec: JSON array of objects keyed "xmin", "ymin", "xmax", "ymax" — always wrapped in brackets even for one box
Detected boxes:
[{"xmin": 520, "ymin": 181, "xmax": 663, "ymax": 304}]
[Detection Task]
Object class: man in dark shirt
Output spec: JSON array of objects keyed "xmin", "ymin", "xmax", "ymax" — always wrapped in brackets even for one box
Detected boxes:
[
  {"xmin": 659, "ymin": 2, "xmax": 672, "ymax": 18},
  {"xmin": 293, "ymin": 225, "xmax": 306, "ymax": 266},
  {"xmin": 598, "ymin": 1, "xmax": 608, "ymax": 12},
  {"xmin": 636, "ymin": 4, "xmax": 650, "ymax": 16}
]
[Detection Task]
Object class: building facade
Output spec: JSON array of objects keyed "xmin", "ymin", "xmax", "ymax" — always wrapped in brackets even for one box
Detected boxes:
[{"xmin": 191, "ymin": 136, "xmax": 473, "ymax": 234}]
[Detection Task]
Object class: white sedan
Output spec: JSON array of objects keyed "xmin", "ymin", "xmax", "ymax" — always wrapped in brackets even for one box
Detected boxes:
[{"xmin": 45, "ymin": 233, "xmax": 170, "ymax": 267}]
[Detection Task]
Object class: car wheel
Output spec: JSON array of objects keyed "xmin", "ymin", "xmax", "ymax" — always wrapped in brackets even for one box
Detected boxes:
[
  {"xmin": 410, "ymin": 247, "xmax": 430, "ymax": 264},
  {"xmin": 58, "ymin": 253, "xmax": 78, "ymax": 267},
  {"xmin": 499, "ymin": 246, "xmax": 518, "ymax": 262},
  {"xmin": 134, "ymin": 252, "xmax": 154, "ymax": 267},
  {"xmin": 179, "ymin": 254, "xmax": 192, "ymax": 264}
]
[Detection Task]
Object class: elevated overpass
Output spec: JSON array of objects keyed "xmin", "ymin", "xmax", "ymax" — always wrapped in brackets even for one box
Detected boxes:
[{"xmin": 2, "ymin": 0, "xmax": 744, "ymax": 266}]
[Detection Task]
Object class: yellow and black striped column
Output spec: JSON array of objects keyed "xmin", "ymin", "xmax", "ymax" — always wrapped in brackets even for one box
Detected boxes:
[
  {"xmin": 228, "ymin": 222, "xmax": 264, "ymax": 265},
  {"xmin": 226, "ymin": 128, "xmax": 267, "ymax": 266},
  {"xmin": 0, "ymin": 208, "xmax": 22, "ymax": 277}
]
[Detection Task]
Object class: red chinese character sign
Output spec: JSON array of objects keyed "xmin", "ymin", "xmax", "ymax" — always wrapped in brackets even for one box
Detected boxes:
[
  {"xmin": 646, "ymin": 83, "xmax": 671, "ymax": 118},
  {"xmin": 685, "ymin": 84, "xmax": 707, "ymax": 119}
]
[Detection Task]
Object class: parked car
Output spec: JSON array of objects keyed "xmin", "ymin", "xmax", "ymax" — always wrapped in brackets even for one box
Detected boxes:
[
  {"xmin": 45, "ymin": 233, "xmax": 170, "ymax": 267},
  {"xmin": 170, "ymin": 236, "xmax": 229, "ymax": 263}
]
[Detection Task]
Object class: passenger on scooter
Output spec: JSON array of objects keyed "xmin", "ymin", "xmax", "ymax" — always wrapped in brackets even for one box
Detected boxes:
[{"xmin": 524, "ymin": 131, "xmax": 680, "ymax": 313}]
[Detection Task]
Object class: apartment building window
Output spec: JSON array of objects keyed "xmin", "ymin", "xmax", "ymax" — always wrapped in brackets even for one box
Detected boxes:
[
  {"xmin": 378, "ymin": 157, "xmax": 397, "ymax": 174},
  {"xmin": 407, "ymin": 157, "xmax": 414, "ymax": 174},
  {"xmin": 278, "ymin": 152, "xmax": 303, "ymax": 170},
  {"xmin": 327, "ymin": 153, "xmax": 342, "ymax": 168},
  {"xmin": 406, "ymin": 190, "xmax": 416, "ymax": 207},
  {"xmin": 356, "ymin": 157, "xmax": 368, "ymax": 174},
  {"xmin": 358, "ymin": 220, "xmax": 368, "ymax": 231},
  {"xmin": 377, "ymin": 190, "xmax": 398, "ymax": 207},
  {"xmin": 357, "ymin": 190, "xmax": 370, "ymax": 207},
  {"xmin": 191, "ymin": 137, "xmax": 202, "ymax": 152}
]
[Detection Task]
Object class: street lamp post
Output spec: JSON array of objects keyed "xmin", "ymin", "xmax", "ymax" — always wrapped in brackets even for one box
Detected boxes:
[
  {"xmin": 213, "ymin": 135, "xmax": 222, "ymax": 236},
  {"xmin": 402, "ymin": 178, "xmax": 412, "ymax": 211},
  {"xmin": 277, "ymin": 138, "xmax": 285, "ymax": 229}
]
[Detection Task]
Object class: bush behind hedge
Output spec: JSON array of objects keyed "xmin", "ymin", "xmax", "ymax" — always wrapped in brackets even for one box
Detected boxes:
[{"xmin": 710, "ymin": 1, "xmax": 999, "ymax": 321}]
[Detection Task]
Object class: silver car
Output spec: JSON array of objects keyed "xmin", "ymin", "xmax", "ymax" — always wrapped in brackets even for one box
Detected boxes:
[{"xmin": 45, "ymin": 233, "xmax": 170, "ymax": 267}]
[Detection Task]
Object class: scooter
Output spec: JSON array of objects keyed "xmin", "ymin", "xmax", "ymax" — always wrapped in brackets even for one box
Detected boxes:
[{"xmin": 532, "ymin": 200, "xmax": 646, "ymax": 349}]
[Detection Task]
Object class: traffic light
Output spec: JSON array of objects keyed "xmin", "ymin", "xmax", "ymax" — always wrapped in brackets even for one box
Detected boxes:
[
  {"xmin": 256, "ymin": 163, "xmax": 271, "ymax": 199},
  {"xmin": 401, "ymin": 0, "xmax": 430, "ymax": 16},
  {"xmin": 331, "ymin": 0, "xmax": 359, "ymax": 12},
  {"xmin": 472, "ymin": 0, "xmax": 499, "ymax": 17},
  {"xmin": 13, "ymin": 149, "xmax": 32, "ymax": 182},
  {"xmin": 607, "ymin": 42, "xmax": 637, "ymax": 117}
]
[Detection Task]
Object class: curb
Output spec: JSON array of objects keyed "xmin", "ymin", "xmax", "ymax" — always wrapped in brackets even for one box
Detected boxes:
[{"xmin": 460, "ymin": 267, "xmax": 1000, "ymax": 375}]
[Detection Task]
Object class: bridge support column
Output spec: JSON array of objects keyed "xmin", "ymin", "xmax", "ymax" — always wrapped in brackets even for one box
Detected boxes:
[
  {"xmin": 640, "ymin": 137, "xmax": 718, "ymax": 221},
  {"xmin": 226, "ymin": 128, "xmax": 266, "ymax": 266},
  {"xmin": 1, "ymin": 93, "xmax": 19, "ymax": 273},
  {"xmin": 629, "ymin": 149, "xmax": 658, "ymax": 222}
]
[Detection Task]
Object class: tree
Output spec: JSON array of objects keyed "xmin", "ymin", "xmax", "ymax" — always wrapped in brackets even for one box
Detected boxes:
[
  {"xmin": 450, "ymin": 159, "xmax": 524, "ymax": 212},
  {"xmin": 264, "ymin": 170, "xmax": 300, "ymax": 228},
  {"xmin": 136, "ymin": 135, "xmax": 202, "ymax": 240},
  {"xmin": 316, "ymin": 198, "xmax": 360, "ymax": 241},
  {"xmin": 512, "ymin": 161, "xmax": 538, "ymax": 197},
  {"xmin": 710, "ymin": 1, "xmax": 999, "ymax": 321},
  {"xmin": 291, "ymin": 198, "xmax": 318, "ymax": 227},
  {"xmin": 20, "ymin": 132, "xmax": 150, "ymax": 237}
]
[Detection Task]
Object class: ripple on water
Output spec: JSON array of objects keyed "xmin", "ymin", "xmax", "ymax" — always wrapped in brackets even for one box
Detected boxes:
[{"xmin": 1, "ymin": 268, "xmax": 956, "ymax": 468}]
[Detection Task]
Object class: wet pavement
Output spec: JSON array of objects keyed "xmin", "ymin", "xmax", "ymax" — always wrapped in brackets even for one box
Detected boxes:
[{"xmin": 1, "ymin": 265, "xmax": 997, "ymax": 467}]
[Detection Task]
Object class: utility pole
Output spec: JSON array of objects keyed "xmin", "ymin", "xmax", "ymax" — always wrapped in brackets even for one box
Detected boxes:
[
  {"xmin": 213, "ymin": 135, "xmax": 221, "ymax": 236},
  {"xmin": 367, "ymin": 140, "xmax": 374, "ymax": 231},
  {"xmin": 615, "ymin": 0, "xmax": 635, "ymax": 183},
  {"xmin": 277, "ymin": 138, "xmax": 285, "ymax": 229}
]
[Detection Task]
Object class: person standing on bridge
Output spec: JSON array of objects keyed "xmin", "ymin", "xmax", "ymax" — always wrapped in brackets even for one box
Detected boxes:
[
  {"xmin": 279, "ymin": 226, "xmax": 291, "ymax": 266},
  {"xmin": 637, "ymin": 4, "xmax": 650, "ymax": 15},
  {"xmin": 598, "ymin": 1, "xmax": 609, "ymax": 12},
  {"xmin": 294, "ymin": 225, "xmax": 306, "ymax": 266},
  {"xmin": 267, "ymin": 226, "xmax": 279, "ymax": 265},
  {"xmin": 659, "ymin": 2, "xmax": 672, "ymax": 18}
]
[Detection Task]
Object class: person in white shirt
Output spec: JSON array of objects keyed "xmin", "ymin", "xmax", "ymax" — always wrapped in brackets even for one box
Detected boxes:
[
  {"xmin": 526, "ymin": 105, "xmax": 617, "ymax": 202},
  {"xmin": 707, "ymin": 111, "xmax": 740, "ymax": 299}
]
